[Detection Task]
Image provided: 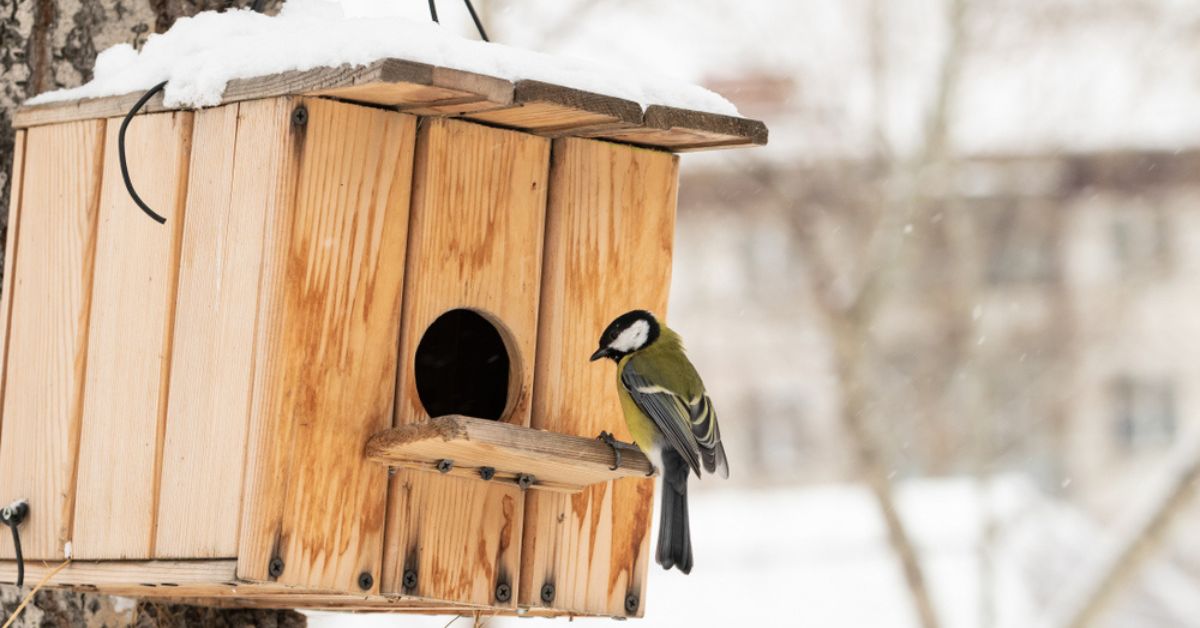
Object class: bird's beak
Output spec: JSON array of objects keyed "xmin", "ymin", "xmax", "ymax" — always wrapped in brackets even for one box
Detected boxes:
[{"xmin": 590, "ymin": 347, "xmax": 609, "ymax": 362}]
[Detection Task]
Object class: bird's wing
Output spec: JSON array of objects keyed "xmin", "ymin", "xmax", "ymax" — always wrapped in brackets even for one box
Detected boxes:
[
  {"xmin": 621, "ymin": 357, "xmax": 703, "ymax": 477},
  {"xmin": 690, "ymin": 393, "xmax": 729, "ymax": 479}
]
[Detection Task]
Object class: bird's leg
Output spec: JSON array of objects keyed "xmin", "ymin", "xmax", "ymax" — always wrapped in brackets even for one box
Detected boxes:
[{"xmin": 597, "ymin": 431, "xmax": 640, "ymax": 471}]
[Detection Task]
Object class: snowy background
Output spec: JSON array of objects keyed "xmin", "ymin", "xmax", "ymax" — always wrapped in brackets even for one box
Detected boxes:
[
  {"xmin": 31, "ymin": 0, "xmax": 1198, "ymax": 626},
  {"xmin": 305, "ymin": 1, "xmax": 1200, "ymax": 627},
  {"xmin": 321, "ymin": 1, "xmax": 1200, "ymax": 628}
]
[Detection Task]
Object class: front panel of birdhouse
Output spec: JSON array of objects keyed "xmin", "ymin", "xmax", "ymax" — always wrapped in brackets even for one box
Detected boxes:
[
  {"xmin": 520, "ymin": 137, "xmax": 678, "ymax": 617},
  {"xmin": 0, "ymin": 58, "xmax": 764, "ymax": 613},
  {"xmin": 382, "ymin": 117, "xmax": 548, "ymax": 609}
]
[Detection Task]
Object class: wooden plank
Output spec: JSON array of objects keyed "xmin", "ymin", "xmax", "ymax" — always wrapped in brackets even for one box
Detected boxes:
[
  {"xmin": 465, "ymin": 81, "xmax": 642, "ymax": 134},
  {"xmin": 310, "ymin": 61, "xmax": 513, "ymax": 114},
  {"xmin": 366, "ymin": 415, "xmax": 653, "ymax": 491},
  {"xmin": 591, "ymin": 105, "xmax": 769, "ymax": 151},
  {"xmin": 236, "ymin": 98, "xmax": 415, "ymax": 594},
  {"xmin": 12, "ymin": 60, "xmax": 768, "ymax": 154},
  {"xmin": 382, "ymin": 117, "xmax": 550, "ymax": 608},
  {"xmin": 13, "ymin": 60, "xmax": 513, "ymax": 129},
  {"xmin": 520, "ymin": 138, "xmax": 678, "ymax": 617},
  {"xmin": 0, "ymin": 129, "xmax": 27, "ymax": 399},
  {"xmin": 154, "ymin": 99, "xmax": 296, "ymax": 558},
  {"xmin": 72, "ymin": 112, "xmax": 193, "ymax": 559},
  {"xmin": 0, "ymin": 122, "xmax": 104, "ymax": 560}
]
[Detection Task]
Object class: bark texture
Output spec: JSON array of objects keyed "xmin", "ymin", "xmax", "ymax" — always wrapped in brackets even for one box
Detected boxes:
[{"xmin": 0, "ymin": 0, "xmax": 299, "ymax": 625}]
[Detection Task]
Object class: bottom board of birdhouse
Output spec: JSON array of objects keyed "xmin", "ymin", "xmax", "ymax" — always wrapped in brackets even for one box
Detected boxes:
[{"xmin": 0, "ymin": 559, "xmax": 619, "ymax": 617}]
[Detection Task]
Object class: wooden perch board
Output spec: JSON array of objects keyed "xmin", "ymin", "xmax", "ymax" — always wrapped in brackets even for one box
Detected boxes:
[
  {"xmin": 12, "ymin": 59, "xmax": 767, "ymax": 152},
  {"xmin": 366, "ymin": 415, "xmax": 653, "ymax": 492}
]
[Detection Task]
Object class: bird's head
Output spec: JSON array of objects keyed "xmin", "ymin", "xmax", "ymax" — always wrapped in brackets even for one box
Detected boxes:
[{"xmin": 590, "ymin": 310, "xmax": 661, "ymax": 362}]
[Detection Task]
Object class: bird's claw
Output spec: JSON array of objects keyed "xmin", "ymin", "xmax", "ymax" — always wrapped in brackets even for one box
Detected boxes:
[
  {"xmin": 645, "ymin": 464, "xmax": 657, "ymax": 478},
  {"xmin": 598, "ymin": 431, "xmax": 622, "ymax": 470}
]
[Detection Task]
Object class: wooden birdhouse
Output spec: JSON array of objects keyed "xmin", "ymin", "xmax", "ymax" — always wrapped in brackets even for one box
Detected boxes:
[{"xmin": 0, "ymin": 57, "xmax": 766, "ymax": 617}]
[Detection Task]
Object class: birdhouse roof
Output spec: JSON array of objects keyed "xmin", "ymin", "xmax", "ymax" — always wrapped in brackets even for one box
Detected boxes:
[{"xmin": 15, "ymin": 0, "xmax": 767, "ymax": 152}]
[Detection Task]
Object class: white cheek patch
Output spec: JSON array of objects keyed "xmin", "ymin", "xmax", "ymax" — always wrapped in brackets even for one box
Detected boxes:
[{"xmin": 610, "ymin": 319, "xmax": 650, "ymax": 353}]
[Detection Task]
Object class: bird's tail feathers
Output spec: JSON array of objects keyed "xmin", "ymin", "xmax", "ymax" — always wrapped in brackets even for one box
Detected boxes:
[{"xmin": 657, "ymin": 449, "xmax": 693, "ymax": 574}]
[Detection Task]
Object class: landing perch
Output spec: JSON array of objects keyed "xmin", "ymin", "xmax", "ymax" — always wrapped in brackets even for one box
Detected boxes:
[{"xmin": 366, "ymin": 415, "xmax": 653, "ymax": 492}]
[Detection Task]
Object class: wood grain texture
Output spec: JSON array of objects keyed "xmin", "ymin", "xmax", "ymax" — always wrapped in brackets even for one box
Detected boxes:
[
  {"xmin": 236, "ymin": 98, "xmax": 415, "ymax": 595},
  {"xmin": 154, "ymin": 99, "xmax": 296, "ymax": 558},
  {"xmin": 12, "ymin": 61, "xmax": 768, "ymax": 154},
  {"xmin": 366, "ymin": 415, "xmax": 653, "ymax": 492},
  {"xmin": 0, "ymin": 130, "xmax": 27, "ymax": 409},
  {"xmin": 386, "ymin": 471, "xmax": 524, "ymax": 607},
  {"xmin": 590, "ymin": 105, "xmax": 769, "ymax": 151},
  {"xmin": 520, "ymin": 138, "xmax": 678, "ymax": 617},
  {"xmin": 382, "ymin": 117, "xmax": 550, "ymax": 608},
  {"xmin": 0, "ymin": 122, "xmax": 104, "ymax": 560},
  {"xmin": 72, "ymin": 112, "xmax": 193, "ymax": 559},
  {"xmin": 465, "ymin": 81, "xmax": 642, "ymax": 134}
]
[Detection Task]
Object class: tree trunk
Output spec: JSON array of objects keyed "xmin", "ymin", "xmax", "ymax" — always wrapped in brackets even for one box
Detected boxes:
[{"xmin": 0, "ymin": 0, "xmax": 302, "ymax": 625}]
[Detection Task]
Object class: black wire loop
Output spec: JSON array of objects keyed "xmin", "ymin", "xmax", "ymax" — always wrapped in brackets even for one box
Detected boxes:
[
  {"xmin": 2, "ymin": 500, "xmax": 28, "ymax": 588},
  {"xmin": 118, "ymin": 80, "xmax": 169, "ymax": 225},
  {"xmin": 427, "ymin": 0, "xmax": 489, "ymax": 41}
]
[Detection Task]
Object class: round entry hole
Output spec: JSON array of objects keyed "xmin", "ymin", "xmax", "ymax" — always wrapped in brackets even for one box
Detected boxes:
[{"xmin": 414, "ymin": 309, "xmax": 511, "ymax": 421}]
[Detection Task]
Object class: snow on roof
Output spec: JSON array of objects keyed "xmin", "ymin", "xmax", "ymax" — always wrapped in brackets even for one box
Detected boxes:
[{"xmin": 25, "ymin": 0, "xmax": 738, "ymax": 116}]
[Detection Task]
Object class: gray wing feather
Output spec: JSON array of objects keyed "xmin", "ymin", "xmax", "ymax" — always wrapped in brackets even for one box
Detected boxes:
[{"xmin": 620, "ymin": 365, "xmax": 703, "ymax": 476}]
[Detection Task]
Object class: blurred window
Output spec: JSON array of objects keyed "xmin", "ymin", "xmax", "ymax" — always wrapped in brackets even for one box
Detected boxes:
[
  {"xmin": 749, "ymin": 393, "xmax": 807, "ymax": 476},
  {"xmin": 1110, "ymin": 207, "xmax": 1170, "ymax": 278},
  {"xmin": 980, "ymin": 201, "xmax": 1059, "ymax": 285},
  {"xmin": 1111, "ymin": 376, "xmax": 1176, "ymax": 451}
]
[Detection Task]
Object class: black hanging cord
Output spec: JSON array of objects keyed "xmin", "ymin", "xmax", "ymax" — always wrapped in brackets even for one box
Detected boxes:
[
  {"xmin": 118, "ymin": 80, "xmax": 169, "ymax": 225},
  {"xmin": 462, "ymin": 0, "xmax": 489, "ymax": 42},
  {"xmin": 426, "ymin": 0, "xmax": 489, "ymax": 41},
  {"xmin": 2, "ymin": 500, "xmax": 28, "ymax": 588}
]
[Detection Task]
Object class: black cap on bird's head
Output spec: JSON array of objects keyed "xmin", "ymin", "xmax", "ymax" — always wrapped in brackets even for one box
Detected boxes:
[{"xmin": 590, "ymin": 310, "xmax": 661, "ymax": 362}]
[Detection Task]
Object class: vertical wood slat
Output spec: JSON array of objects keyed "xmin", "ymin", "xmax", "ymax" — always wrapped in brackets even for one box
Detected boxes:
[
  {"xmin": 381, "ymin": 117, "xmax": 550, "ymax": 608},
  {"xmin": 236, "ymin": 98, "xmax": 415, "ymax": 593},
  {"xmin": 520, "ymin": 138, "xmax": 678, "ymax": 617},
  {"xmin": 0, "ymin": 123, "xmax": 105, "ymax": 559},
  {"xmin": 155, "ymin": 99, "xmax": 295, "ymax": 558},
  {"xmin": 72, "ymin": 112, "xmax": 193, "ymax": 559},
  {"xmin": 0, "ymin": 129, "xmax": 27, "ymax": 406}
]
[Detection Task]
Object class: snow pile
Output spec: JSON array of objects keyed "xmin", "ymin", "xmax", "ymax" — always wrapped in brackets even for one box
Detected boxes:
[{"xmin": 26, "ymin": 0, "xmax": 737, "ymax": 116}]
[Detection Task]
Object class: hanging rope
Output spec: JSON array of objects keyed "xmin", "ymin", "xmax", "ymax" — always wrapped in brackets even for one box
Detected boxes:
[
  {"xmin": 118, "ymin": 80, "xmax": 169, "ymax": 225},
  {"xmin": 427, "ymin": 0, "xmax": 490, "ymax": 41},
  {"xmin": 462, "ymin": 0, "xmax": 489, "ymax": 42}
]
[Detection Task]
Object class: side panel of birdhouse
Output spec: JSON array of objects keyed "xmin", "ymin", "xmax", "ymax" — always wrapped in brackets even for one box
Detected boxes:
[
  {"xmin": 72, "ymin": 112, "xmax": 193, "ymax": 559},
  {"xmin": 155, "ymin": 98, "xmax": 297, "ymax": 558},
  {"xmin": 520, "ymin": 138, "xmax": 678, "ymax": 617},
  {"xmin": 0, "ymin": 122, "xmax": 103, "ymax": 560},
  {"xmin": 382, "ymin": 117, "xmax": 550, "ymax": 608},
  {"xmin": 236, "ymin": 98, "xmax": 415, "ymax": 594}
]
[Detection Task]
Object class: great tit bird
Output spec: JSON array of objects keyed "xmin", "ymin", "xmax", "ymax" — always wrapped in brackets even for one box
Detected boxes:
[{"xmin": 590, "ymin": 310, "xmax": 729, "ymax": 574}]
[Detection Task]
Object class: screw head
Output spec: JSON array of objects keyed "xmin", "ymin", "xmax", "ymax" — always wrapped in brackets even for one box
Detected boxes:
[
  {"xmin": 540, "ymin": 583, "xmax": 556, "ymax": 604},
  {"xmin": 479, "ymin": 466, "xmax": 496, "ymax": 481},
  {"xmin": 624, "ymin": 592, "xmax": 639, "ymax": 614},
  {"xmin": 268, "ymin": 557, "xmax": 284, "ymax": 578},
  {"xmin": 402, "ymin": 569, "xmax": 418, "ymax": 590},
  {"xmin": 517, "ymin": 473, "xmax": 534, "ymax": 490},
  {"xmin": 357, "ymin": 571, "xmax": 374, "ymax": 591},
  {"xmin": 292, "ymin": 105, "xmax": 308, "ymax": 126},
  {"xmin": 436, "ymin": 459, "xmax": 454, "ymax": 474},
  {"xmin": 495, "ymin": 582, "xmax": 512, "ymax": 603}
]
